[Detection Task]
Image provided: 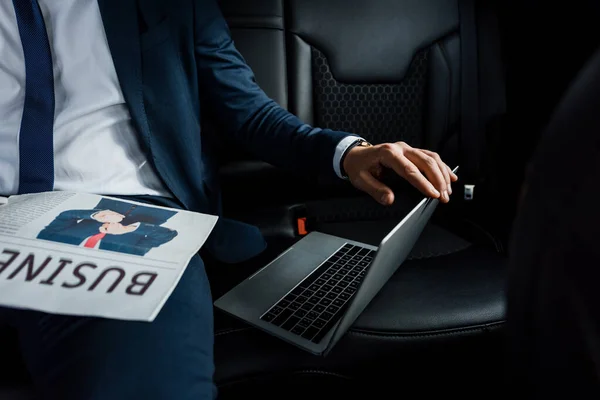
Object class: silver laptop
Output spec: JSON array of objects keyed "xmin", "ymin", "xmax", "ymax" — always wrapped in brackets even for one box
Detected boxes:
[{"xmin": 215, "ymin": 190, "xmax": 442, "ymax": 355}]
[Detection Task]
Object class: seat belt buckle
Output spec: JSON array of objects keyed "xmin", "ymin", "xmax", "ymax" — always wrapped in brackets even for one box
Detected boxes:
[{"xmin": 464, "ymin": 184, "xmax": 475, "ymax": 201}]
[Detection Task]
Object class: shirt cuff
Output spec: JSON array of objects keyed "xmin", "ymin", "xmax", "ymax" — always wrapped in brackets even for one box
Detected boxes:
[{"xmin": 333, "ymin": 136, "xmax": 365, "ymax": 179}]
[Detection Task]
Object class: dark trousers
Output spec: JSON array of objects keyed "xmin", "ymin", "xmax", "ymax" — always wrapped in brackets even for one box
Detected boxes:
[{"xmin": 0, "ymin": 196, "xmax": 216, "ymax": 399}]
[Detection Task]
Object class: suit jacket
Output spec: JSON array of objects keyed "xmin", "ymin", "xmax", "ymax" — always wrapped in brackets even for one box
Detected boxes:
[
  {"xmin": 95, "ymin": 0, "xmax": 352, "ymax": 264},
  {"xmin": 94, "ymin": 198, "xmax": 177, "ymax": 226},
  {"xmin": 97, "ymin": 223, "xmax": 178, "ymax": 256},
  {"xmin": 37, "ymin": 210, "xmax": 178, "ymax": 256}
]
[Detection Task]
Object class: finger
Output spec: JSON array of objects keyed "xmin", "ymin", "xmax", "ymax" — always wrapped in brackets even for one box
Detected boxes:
[
  {"xmin": 379, "ymin": 150, "xmax": 441, "ymax": 198},
  {"xmin": 421, "ymin": 150, "xmax": 450, "ymax": 185},
  {"xmin": 403, "ymin": 150, "xmax": 449, "ymax": 202},
  {"xmin": 352, "ymin": 171, "xmax": 395, "ymax": 205},
  {"xmin": 445, "ymin": 164, "xmax": 459, "ymax": 181},
  {"xmin": 421, "ymin": 150, "xmax": 452, "ymax": 194},
  {"xmin": 405, "ymin": 149, "xmax": 447, "ymax": 192},
  {"xmin": 448, "ymin": 165, "xmax": 458, "ymax": 181},
  {"xmin": 419, "ymin": 150, "xmax": 459, "ymax": 182}
]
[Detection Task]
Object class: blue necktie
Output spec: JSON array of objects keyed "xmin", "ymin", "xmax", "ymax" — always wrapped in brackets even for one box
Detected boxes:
[{"xmin": 13, "ymin": 0, "xmax": 55, "ymax": 194}]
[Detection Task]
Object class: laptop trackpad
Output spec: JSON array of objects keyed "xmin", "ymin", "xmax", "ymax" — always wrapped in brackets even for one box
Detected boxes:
[{"xmin": 226, "ymin": 247, "xmax": 326, "ymax": 319}]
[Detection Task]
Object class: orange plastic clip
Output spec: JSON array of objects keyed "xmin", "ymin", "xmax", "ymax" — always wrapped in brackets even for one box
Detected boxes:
[{"xmin": 297, "ymin": 217, "xmax": 308, "ymax": 236}]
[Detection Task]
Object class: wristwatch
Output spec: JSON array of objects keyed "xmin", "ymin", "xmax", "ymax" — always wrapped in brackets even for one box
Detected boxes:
[{"xmin": 340, "ymin": 138, "xmax": 372, "ymax": 180}]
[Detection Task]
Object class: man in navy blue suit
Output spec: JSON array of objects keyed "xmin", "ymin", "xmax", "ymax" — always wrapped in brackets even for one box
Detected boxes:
[
  {"xmin": 37, "ymin": 208, "xmax": 178, "ymax": 256},
  {"xmin": 0, "ymin": 0, "xmax": 457, "ymax": 398}
]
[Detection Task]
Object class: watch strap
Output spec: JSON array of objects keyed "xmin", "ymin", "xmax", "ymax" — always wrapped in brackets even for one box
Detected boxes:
[{"xmin": 339, "ymin": 139, "xmax": 372, "ymax": 179}]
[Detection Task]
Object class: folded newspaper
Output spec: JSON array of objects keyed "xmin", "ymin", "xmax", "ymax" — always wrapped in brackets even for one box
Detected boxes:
[{"xmin": 0, "ymin": 192, "xmax": 218, "ymax": 322}]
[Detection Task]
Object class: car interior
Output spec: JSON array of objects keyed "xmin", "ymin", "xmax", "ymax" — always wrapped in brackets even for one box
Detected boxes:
[{"xmin": 1, "ymin": 0, "xmax": 599, "ymax": 398}]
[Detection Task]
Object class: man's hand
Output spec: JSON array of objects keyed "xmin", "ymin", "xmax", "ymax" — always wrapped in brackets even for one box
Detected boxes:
[
  {"xmin": 92, "ymin": 209, "xmax": 125, "ymax": 224},
  {"xmin": 99, "ymin": 222, "xmax": 139, "ymax": 235},
  {"xmin": 343, "ymin": 141, "xmax": 458, "ymax": 205}
]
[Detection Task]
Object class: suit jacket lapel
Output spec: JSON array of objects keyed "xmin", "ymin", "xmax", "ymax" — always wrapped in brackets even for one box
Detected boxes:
[{"xmin": 96, "ymin": 0, "xmax": 151, "ymax": 146}]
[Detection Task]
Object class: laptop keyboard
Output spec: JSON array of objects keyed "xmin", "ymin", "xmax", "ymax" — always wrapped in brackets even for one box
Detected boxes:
[{"xmin": 260, "ymin": 243, "xmax": 376, "ymax": 344}]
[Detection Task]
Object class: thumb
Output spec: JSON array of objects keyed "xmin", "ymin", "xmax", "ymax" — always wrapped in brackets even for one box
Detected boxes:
[{"xmin": 354, "ymin": 172, "xmax": 395, "ymax": 205}]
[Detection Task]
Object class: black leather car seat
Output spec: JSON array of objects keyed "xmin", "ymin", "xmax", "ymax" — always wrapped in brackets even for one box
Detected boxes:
[{"xmin": 212, "ymin": 0, "xmax": 508, "ymax": 395}]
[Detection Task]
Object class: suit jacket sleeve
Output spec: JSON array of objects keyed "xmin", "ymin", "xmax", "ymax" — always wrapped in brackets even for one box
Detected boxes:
[
  {"xmin": 192, "ymin": 0, "xmax": 356, "ymax": 178},
  {"xmin": 135, "ymin": 224, "xmax": 178, "ymax": 249},
  {"xmin": 37, "ymin": 210, "xmax": 98, "ymax": 240}
]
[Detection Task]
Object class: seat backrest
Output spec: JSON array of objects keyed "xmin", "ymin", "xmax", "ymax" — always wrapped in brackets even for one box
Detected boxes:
[{"xmin": 286, "ymin": 0, "xmax": 459, "ymax": 154}]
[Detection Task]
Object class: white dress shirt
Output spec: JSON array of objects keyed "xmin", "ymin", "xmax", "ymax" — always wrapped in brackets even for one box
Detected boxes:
[{"xmin": 0, "ymin": 0, "xmax": 356, "ymax": 198}]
